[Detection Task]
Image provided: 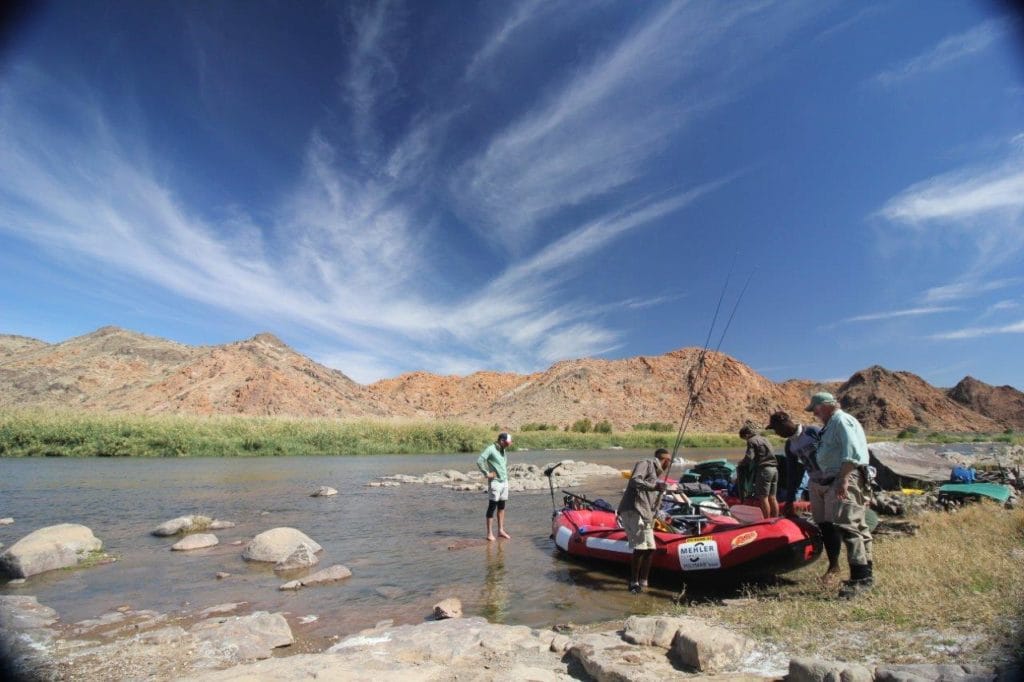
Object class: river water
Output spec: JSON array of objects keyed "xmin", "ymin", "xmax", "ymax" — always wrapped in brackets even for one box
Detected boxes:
[{"xmin": 0, "ymin": 448, "xmax": 743, "ymax": 646}]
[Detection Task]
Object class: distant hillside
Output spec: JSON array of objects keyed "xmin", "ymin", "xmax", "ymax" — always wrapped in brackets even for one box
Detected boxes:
[
  {"xmin": 947, "ymin": 376, "xmax": 1024, "ymax": 429},
  {"xmin": 0, "ymin": 334, "xmax": 51, "ymax": 362},
  {"xmin": 1, "ymin": 326, "xmax": 1019, "ymax": 432},
  {"xmin": 837, "ymin": 366, "xmax": 1001, "ymax": 432},
  {"xmin": 0, "ymin": 327, "xmax": 383, "ymax": 418}
]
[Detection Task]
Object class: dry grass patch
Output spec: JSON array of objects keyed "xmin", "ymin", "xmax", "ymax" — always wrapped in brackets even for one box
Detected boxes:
[{"xmin": 674, "ymin": 504, "xmax": 1024, "ymax": 665}]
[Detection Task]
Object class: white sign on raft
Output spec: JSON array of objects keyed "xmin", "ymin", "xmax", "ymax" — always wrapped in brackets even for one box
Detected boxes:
[
  {"xmin": 585, "ymin": 536, "xmax": 632, "ymax": 554},
  {"xmin": 555, "ymin": 525, "xmax": 573, "ymax": 551},
  {"xmin": 677, "ymin": 536, "xmax": 721, "ymax": 571}
]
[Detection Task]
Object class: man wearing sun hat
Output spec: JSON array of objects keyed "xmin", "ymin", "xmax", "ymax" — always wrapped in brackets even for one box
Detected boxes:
[
  {"xmin": 477, "ymin": 432, "xmax": 513, "ymax": 541},
  {"xmin": 806, "ymin": 392, "xmax": 875, "ymax": 598}
]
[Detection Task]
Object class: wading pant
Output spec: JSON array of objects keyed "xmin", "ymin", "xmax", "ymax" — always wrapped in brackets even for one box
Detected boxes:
[{"xmin": 823, "ymin": 469, "xmax": 873, "ymax": 567}]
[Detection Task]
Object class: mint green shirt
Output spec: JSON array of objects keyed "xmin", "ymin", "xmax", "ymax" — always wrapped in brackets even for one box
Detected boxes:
[
  {"xmin": 815, "ymin": 409, "xmax": 869, "ymax": 476},
  {"xmin": 476, "ymin": 443, "xmax": 508, "ymax": 482}
]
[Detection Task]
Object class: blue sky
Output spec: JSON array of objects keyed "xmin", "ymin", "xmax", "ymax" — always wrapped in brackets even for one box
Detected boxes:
[{"xmin": 1, "ymin": 1, "xmax": 1023, "ymax": 387}]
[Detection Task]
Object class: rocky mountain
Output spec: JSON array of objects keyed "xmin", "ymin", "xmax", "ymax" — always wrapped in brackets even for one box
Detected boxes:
[
  {"xmin": 0, "ymin": 327, "xmax": 384, "ymax": 418},
  {"xmin": 0, "ymin": 334, "xmax": 51, "ymax": 362},
  {"xmin": 1, "ymin": 326, "xmax": 1020, "ymax": 433},
  {"xmin": 836, "ymin": 366, "xmax": 1000, "ymax": 432},
  {"xmin": 947, "ymin": 376, "xmax": 1024, "ymax": 429}
]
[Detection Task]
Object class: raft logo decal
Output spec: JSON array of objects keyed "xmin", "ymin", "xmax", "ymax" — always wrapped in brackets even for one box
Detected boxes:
[
  {"xmin": 678, "ymin": 536, "xmax": 721, "ymax": 571},
  {"xmin": 731, "ymin": 531, "xmax": 758, "ymax": 549}
]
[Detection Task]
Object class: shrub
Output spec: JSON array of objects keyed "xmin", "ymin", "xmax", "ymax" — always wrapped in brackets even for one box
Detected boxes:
[
  {"xmin": 594, "ymin": 419, "xmax": 613, "ymax": 434},
  {"xmin": 897, "ymin": 425, "xmax": 920, "ymax": 439},
  {"xmin": 571, "ymin": 418, "xmax": 593, "ymax": 433},
  {"xmin": 633, "ymin": 422, "xmax": 674, "ymax": 432}
]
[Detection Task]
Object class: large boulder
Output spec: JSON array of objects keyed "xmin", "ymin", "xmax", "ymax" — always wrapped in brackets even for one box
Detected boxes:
[
  {"xmin": 273, "ymin": 543, "xmax": 319, "ymax": 571},
  {"xmin": 0, "ymin": 524, "xmax": 102, "ymax": 578},
  {"xmin": 242, "ymin": 528, "xmax": 322, "ymax": 563}
]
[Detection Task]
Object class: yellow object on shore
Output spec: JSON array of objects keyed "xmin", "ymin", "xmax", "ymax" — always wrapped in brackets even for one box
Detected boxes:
[{"xmin": 901, "ymin": 488, "xmax": 926, "ymax": 495}]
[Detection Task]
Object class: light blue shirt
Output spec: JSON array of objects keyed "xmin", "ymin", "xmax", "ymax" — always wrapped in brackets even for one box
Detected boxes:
[
  {"xmin": 815, "ymin": 410, "xmax": 869, "ymax": 476},
  {"xmin": 476, "ymin": 443, "xmax": 508, "ymax": 482}
]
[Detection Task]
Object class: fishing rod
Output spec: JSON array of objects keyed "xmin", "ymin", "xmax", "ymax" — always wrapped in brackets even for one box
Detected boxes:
[{"xmin": 661, "ymin": 263, "xmax": 756, "ymax": 484}]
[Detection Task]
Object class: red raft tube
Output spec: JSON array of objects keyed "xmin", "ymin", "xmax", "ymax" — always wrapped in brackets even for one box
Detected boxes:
[{"xmin": 551, "ymin": 503, "xmax": 822, "ymax": 581}]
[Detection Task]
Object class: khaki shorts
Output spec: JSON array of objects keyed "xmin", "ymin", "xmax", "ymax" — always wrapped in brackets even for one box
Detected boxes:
[
  {"xmin": 619, "ymin": 510, "xmax": 656, "ymax": 551},
  {"xmin": 487, "ymin": 479, "xmax": 509, "ymax": 502},
  {"xmin": 809, "ymin": 479, "xmax": 831, "ymax": 524},
  {"xmin": 753, "ymin": 466, "xmax": 778, "ymax": 498}
]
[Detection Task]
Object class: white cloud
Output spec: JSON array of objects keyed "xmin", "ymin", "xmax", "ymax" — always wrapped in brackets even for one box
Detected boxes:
[
  {"xmin": 878, "ymin": 152, "xmax": 1024, "ymax": 279},
  {"xmin": 879, "ymin": 166, "xmax": 1024, "ymax": 226},
  {"xmin": 874, "ymin": 18, "xmax": 1012, "ymax": 87},
  {"xmin": 931, "ymin": 319, "xmax": 1024, "ymax": 341},
  {"xmin": 463, "ymin": 0, "xmax": 551, "ymax": 81},
  {"xmin": 834, "ymin": 306, "xmax": 959, "ymax": 325},
  {"xmin": 452, "ymin": 2, "xmax": 815, "ymax": 251},
  {"xmin": 922, "ymin": 278, "xmax": 1022, "ymax": 303}
]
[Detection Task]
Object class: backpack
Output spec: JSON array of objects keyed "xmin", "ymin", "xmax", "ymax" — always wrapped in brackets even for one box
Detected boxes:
[{"xmin": 950, "ymin": 466, "xmax": 976, "ymax": 483}]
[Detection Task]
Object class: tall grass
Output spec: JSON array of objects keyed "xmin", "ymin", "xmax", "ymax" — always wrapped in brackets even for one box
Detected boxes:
[
  {"xmin": 0, "ymin": 410, "xmax": 745, "ymax": 457},
  {"xmin": 674, "ymin": 504, "xmax": 1024, "ymax": 664}
]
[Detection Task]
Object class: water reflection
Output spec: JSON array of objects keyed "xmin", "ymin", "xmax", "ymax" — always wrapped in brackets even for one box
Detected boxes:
[{"xmin": 481, "ymin": 540, "xmax": 508, "ymax": 622}]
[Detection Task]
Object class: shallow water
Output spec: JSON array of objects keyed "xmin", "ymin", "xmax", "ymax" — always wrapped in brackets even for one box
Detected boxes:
[{"xmin": 0, "ymin": 448, "xmax": 743, "ymax": 645}]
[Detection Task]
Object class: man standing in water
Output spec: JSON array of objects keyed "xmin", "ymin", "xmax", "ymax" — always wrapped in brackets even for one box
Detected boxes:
[
  {"xmin": 617, "ymin": 448, "xmax": 675, "ymax": 594},
  {"xmin": 806, "ymin": 392, "xmax": 875, "ymax": 598},
  {"xmin": 477, "ymin": 432, "xmax": 513, "ymax": 541}
]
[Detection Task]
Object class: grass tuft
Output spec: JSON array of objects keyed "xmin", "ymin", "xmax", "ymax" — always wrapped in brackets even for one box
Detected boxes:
[{"xmin": 671, "ymin": 503, "xmax": 1024, "ymax": 664}]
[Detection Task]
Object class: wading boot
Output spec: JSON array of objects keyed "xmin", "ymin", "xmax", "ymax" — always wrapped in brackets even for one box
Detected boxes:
[{"xmin": 838, "ymin": 563, "xmax": 873, "ymax": 599}]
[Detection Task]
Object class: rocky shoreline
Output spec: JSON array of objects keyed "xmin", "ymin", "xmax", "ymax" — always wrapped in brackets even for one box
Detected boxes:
[{"xmin": 2, "ymin": 594, "xmax": 1019, "ymax": 681}]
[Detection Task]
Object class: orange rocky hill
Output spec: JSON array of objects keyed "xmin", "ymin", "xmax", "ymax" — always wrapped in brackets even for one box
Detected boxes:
[
  {"xmin": 947, "ymin": 376, "xmax": 1024, "ymax": 430},
  {"xmin": 0, "ymin": 326, "xmax": 1020, "ymax": 433}
]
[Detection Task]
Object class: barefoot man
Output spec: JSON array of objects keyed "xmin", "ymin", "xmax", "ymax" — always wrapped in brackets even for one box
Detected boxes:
[{"xmin": 477, "ymin": 432, "xmax": 513, "ymax": 541}]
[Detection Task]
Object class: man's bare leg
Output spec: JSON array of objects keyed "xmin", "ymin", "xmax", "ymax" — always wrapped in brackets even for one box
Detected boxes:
[
  {"xmin": 496, "ymin": 509, "xmax": 511, "ymax": 538},
  {"xmin": 485, "ymin": 517, "xmax": 495, "ymax": 542}
]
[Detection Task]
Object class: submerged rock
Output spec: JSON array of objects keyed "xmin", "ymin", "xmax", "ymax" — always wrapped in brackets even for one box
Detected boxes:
[
  {"xmin": 0, "ymin": 518, "xmax": 14, "ymax": 525},
  {"xmin": 310, "ymin": 486, "xmax": 338, "ymax": 497},
  {"xmin": 171, "ymin": 534, "xmax": 219, "ymax": 551},
  {"xmin": 0, "ymin": 524, "xmax": 102, "ymax": 578},
  {"xmin": 242, "ymin": 528, "xmax": 322, "ymax": 563},
  {"xmin": 278, "ymin": 565, "xmax": 352, "ymax": 590}
]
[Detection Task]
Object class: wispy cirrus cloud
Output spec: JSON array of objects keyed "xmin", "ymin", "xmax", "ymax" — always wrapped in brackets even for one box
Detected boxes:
[
  {"xmin": 878, "ymin": 146, "xmax": 1024, "ymax": 280},
  {"xmin": 921, "ymin": 277, "xmax": 1022, "ymax": 303},
  {"xmin": 831, "ymin": 306, "xmax": 960, "ymax": 326},
  {"xmin": 931, "ymin": 319, "xmax": 1024, "ymax": 341},
  {"xmin": 452, "ymin": 2, "xmax": 817, "ymax": 251},
  {"xmin": 873, "ymin": 17, "xmax": 1012, "ymax": 87},
  {"xmin": 463, "ymin": 0, "xmax": 552, "ymax": 82}
]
